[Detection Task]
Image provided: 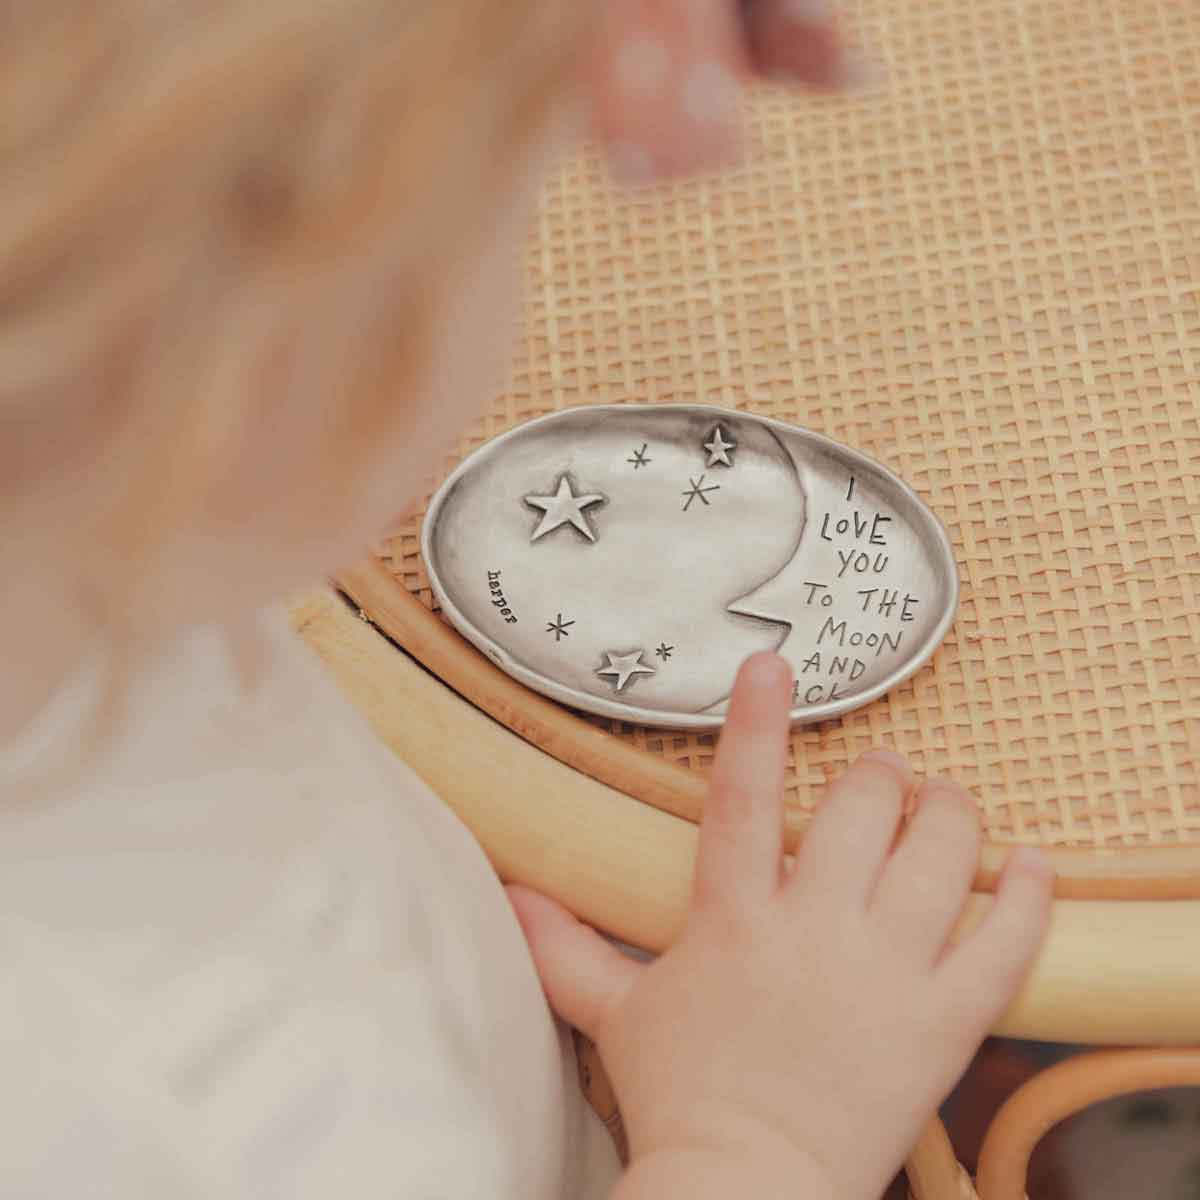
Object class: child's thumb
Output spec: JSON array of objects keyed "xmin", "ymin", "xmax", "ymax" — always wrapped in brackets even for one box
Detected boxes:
[{"xmin": 506, "ymin": 884, "xmax": 640, "ymax": 1039}]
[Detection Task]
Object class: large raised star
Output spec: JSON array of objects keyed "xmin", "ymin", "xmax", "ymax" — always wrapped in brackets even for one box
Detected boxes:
[
  {"xmin": 523, "ymin": 475, "xmax": 605, "ymax": 542},
  {"xmin": 703, "ymin": 425, "xmax": 736, "ymax": 467},
  {"xmin": 596, "ymin": 650, "xmax": 656, "ymax": 692}
]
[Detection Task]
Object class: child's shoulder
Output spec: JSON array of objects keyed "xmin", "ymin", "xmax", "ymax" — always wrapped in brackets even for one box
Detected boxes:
[{"xmin": 0, "ymin": 604, "xmax": 463, "ymax": 887}]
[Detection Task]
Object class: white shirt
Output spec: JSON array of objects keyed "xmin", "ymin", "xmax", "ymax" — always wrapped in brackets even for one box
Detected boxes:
[{"xmin": 0, "ymin": 612, "xmax": 620, "ymax": 1198}]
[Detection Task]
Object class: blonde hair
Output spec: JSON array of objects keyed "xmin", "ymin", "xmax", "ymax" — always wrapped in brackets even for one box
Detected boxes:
[
  {"xmin": 2, "ymin": 0, "xmax": 584, "ymax": 631},
  {"xmin": 0, "ymin": 0, "xmax": 586, "ymax": 794}
]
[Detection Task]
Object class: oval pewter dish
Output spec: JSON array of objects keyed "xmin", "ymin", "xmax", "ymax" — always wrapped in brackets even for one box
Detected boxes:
[{"xmin": 421, "ymin": 405, "xmax": 958, "ymax": 730}]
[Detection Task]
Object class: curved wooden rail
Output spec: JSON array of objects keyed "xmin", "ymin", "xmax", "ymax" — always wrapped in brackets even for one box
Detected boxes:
[
  {"xmin": 336, "ymin": 556, "xmax": 1200, "ymax": 901},
  {"xmin": 292, "ymin": 584, "xmax": 1200, "ymax": 1044},
  {"xmin": 975, "ymin": 1050, "xmax": 1200, "ymax": 1200}
]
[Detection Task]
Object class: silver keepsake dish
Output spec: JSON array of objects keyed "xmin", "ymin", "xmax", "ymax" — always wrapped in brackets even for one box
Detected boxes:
[{"xmin": 422, "ymin": 405, "xmax": 958, "ymax": 729}]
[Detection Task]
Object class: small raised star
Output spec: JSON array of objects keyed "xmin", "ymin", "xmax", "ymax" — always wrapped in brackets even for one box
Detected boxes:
[
  {"xmin": 681, "ymin": 474, "xmax": 720, "ymax": 511},
  {"xmin": 655, "ymin": 642, "xmax": 674, "ymax": 660},
  {"xmin": 628, "ymin": 443, "xmax": 652, "ymax": 469},
  {"xmin": 703, "ymin": 425, "xmax": 736, "ymax": 467},
  {"xmin": 523, "ymin": 475, "xmax": 605, "ymax": 542},
  {"xmin": 546, "ymin": 613, "xmax": 574, "ymax": 641},
  {"xmin": 596, "ymin": 650, "xmax": 656, "ymax": 691}
]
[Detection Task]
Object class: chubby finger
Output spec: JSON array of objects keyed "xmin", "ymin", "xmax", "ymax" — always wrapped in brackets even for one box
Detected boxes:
[
  {"xmin": 506, "ymin": 885, "xmax": 640, "ymax": 1039},
  {"xmin": 938, "ymin": 848, "xmax": 1054, "ymax": 1036},
  {"xmin": 587, "ymin": 0, "xmax": 751, "ymax": 183},
  {"xmin": 693, "ymin": 652, "xmax": 793, "ymax": 912},
  {"xmin": 741, "ymin": 0, "xmax": 846, "ymax": 89},
  {"xmin": 870, "ymin": 778, "xmax": 983, "ymax": 965},
  {"xmin": 787, "ymin": 749, "xmax": 913, "ymax": 907}
]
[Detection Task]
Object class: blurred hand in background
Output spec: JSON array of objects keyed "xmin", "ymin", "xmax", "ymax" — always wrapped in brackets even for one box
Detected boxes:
[{"xmin": 588, "ymin": 0, "xmax": 881, "ymax": 182}]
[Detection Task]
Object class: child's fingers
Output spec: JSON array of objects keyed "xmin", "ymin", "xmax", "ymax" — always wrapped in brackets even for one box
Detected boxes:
[
  {"xmin": 786, "ymin": 750, "xmax": 913, "ymax": 909},
  {"xmin": 587, "ymin": 0, "xmax": 752, "ymax": 183},
  {"xmin": 741, "ymin": 0, "xmax": 846, "ymax": 90},
  {"xmin": 868, "ymin": 779, "xmax": 983, "ymax": 965},
  {"xmin": 506, "ymin": 884, "xmax": 640, "ymax": 1039},
  {"xmin": 692, "ymin": 652, "xmax": 793, "ymax": 913},
  {"xmin": 937, "ymin": 849, "xmax": 1054, "ymax": 1034}
]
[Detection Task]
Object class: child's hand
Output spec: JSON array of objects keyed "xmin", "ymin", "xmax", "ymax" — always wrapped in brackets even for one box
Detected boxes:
[
  {"xmin": 588, "ymin": 0, "xmax": 881, "ymax": 184},
  {"xmin": 507, "ymin": 653, "xmax": 1053, "ymax": 1199}
]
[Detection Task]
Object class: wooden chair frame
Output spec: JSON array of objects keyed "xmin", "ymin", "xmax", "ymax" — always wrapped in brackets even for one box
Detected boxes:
[
  {"xmin": 333, "ymin": 558, "xmax": 1200, "ymax": 902},
  {"xmin": 974, "ymin": 1049, "xmax": 1200, "ymax": 1200}
]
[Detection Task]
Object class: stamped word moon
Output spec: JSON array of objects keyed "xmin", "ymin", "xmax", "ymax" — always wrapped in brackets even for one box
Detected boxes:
[{"xmin": 422, "ymin": 405, "xmax": 957, "ymax": 729}]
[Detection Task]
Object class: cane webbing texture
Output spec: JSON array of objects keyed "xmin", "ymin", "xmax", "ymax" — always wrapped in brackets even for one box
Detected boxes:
[{"xmin": 379, "ymin": 0, "xmax": 1200, "ymax": 851}]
